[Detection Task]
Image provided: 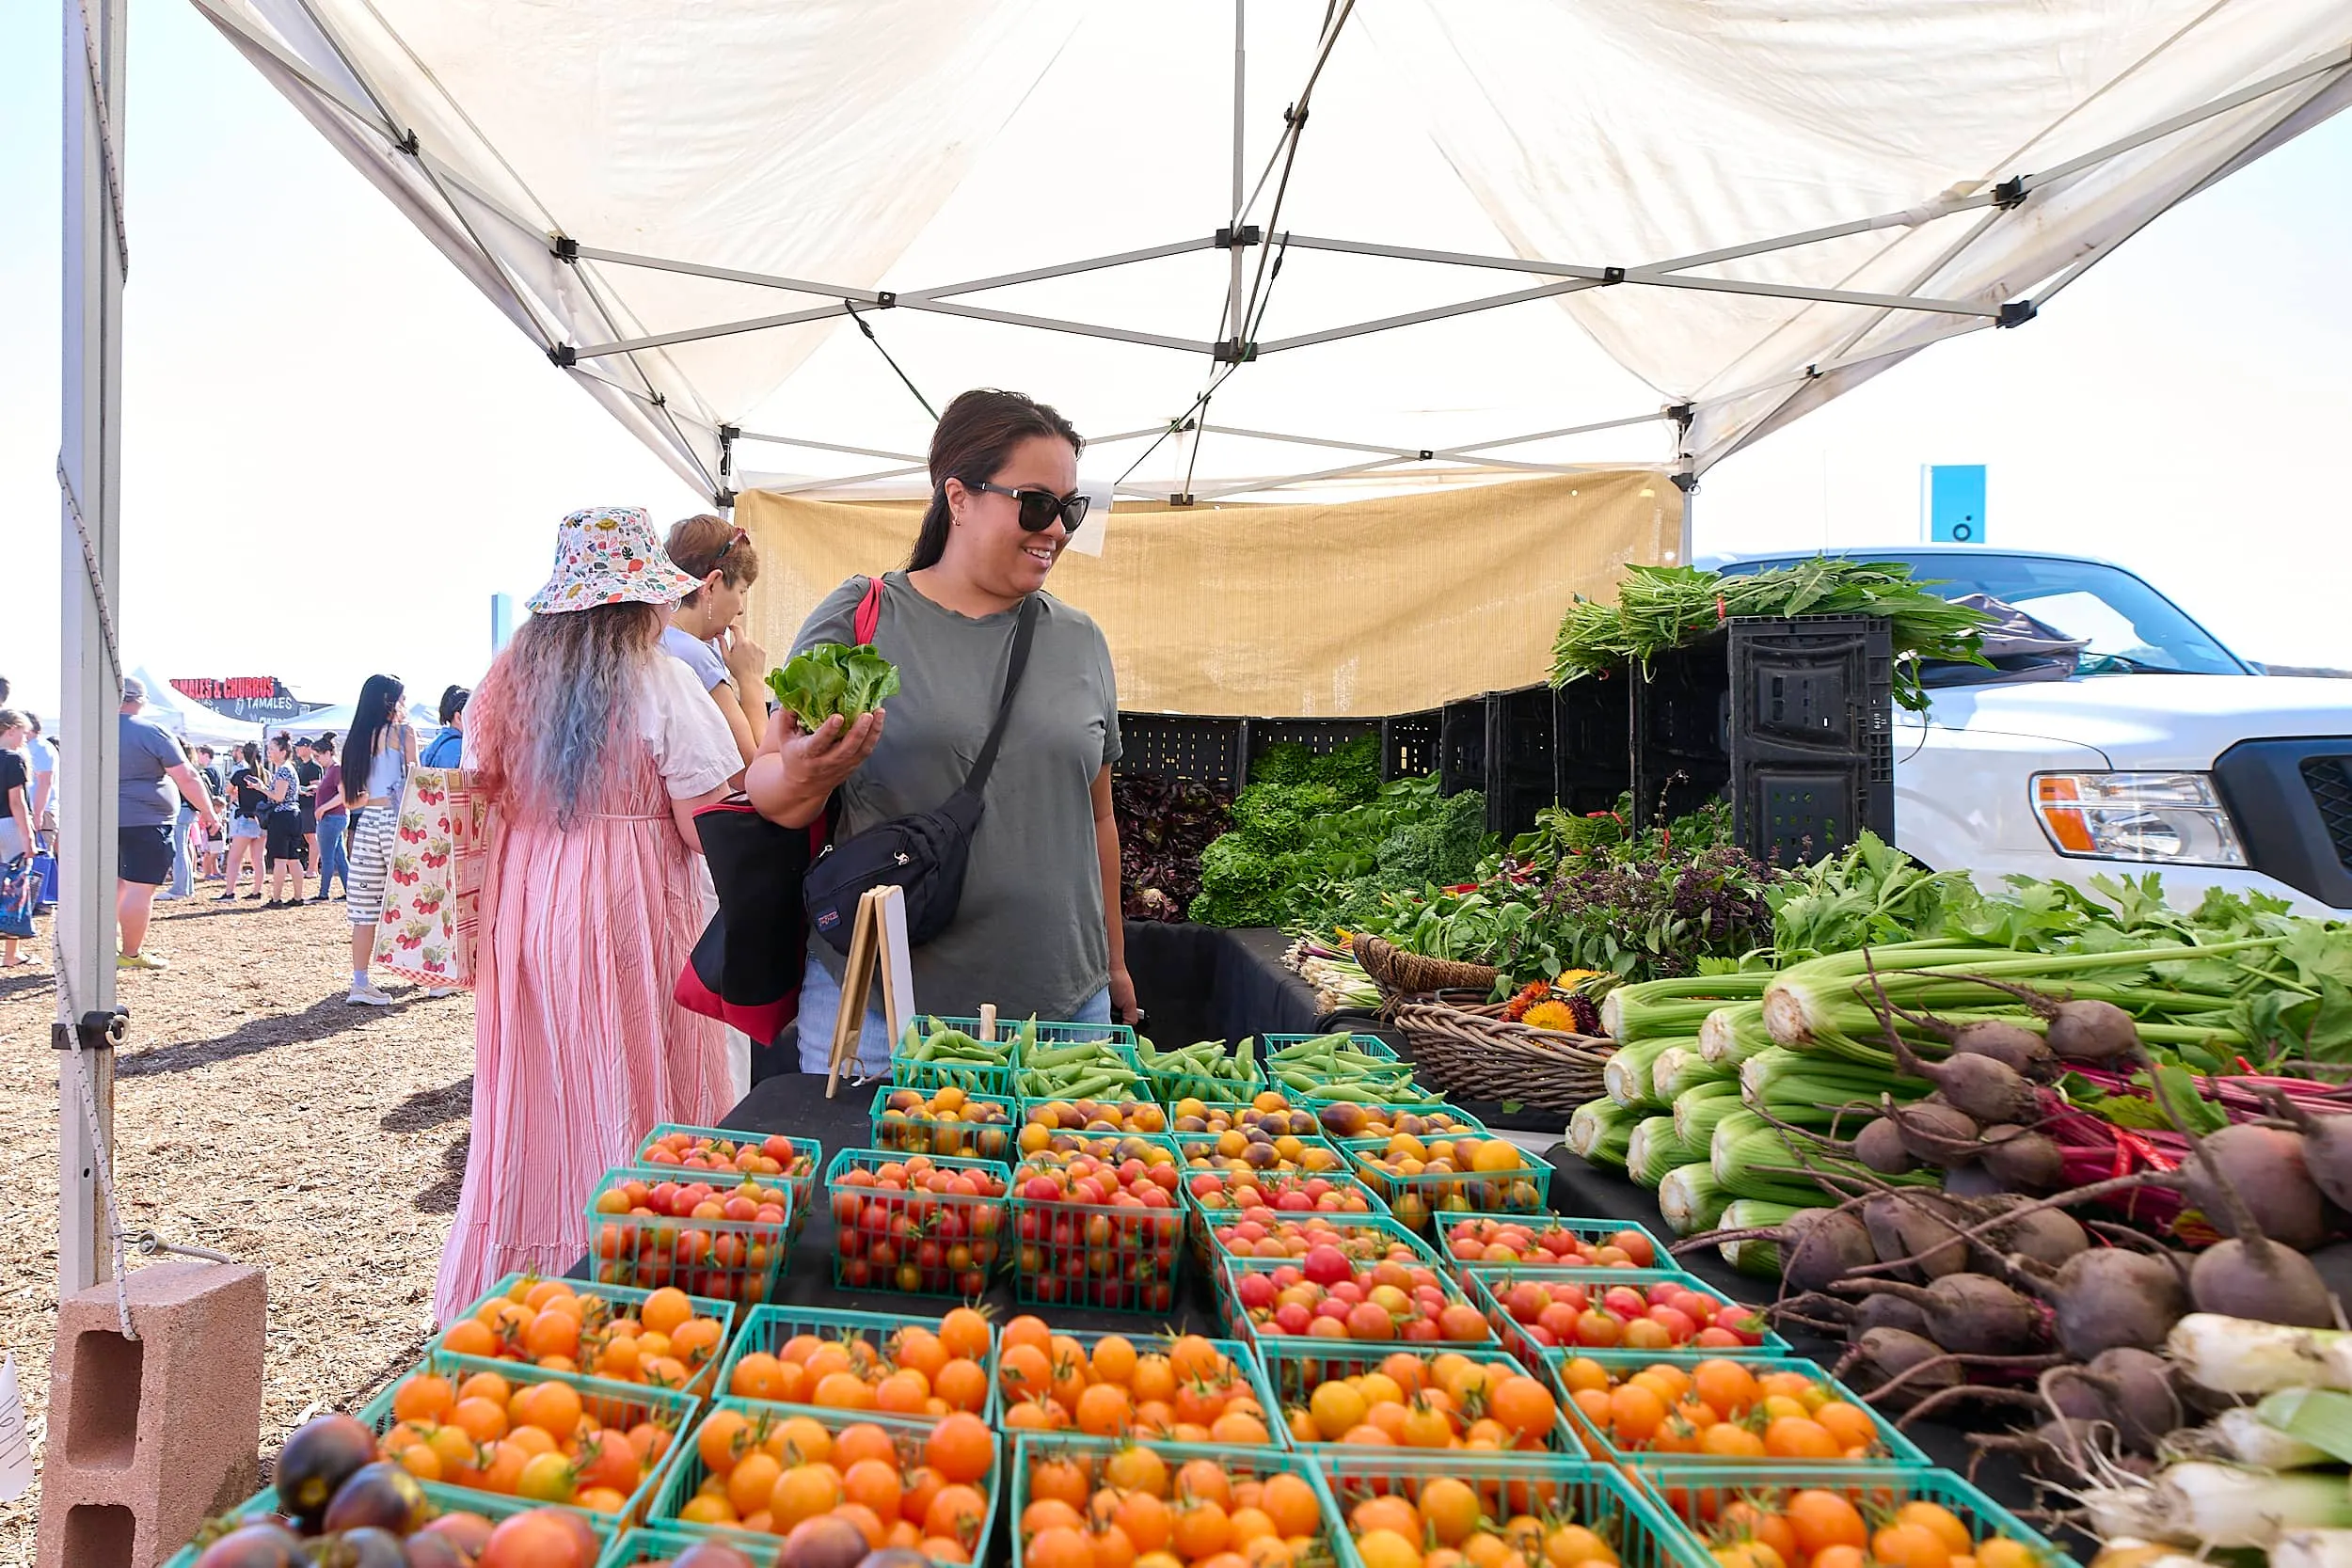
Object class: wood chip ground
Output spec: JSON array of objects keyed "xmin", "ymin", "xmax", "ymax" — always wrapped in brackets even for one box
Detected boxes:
[{"xmin": 0, "ymin": 894, "xmax": 474, "ymax": 1563}]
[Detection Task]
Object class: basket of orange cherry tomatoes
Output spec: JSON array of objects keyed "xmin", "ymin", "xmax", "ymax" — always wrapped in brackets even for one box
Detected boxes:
[
  {"xmin": 647, "ymin": 1402, "xmax": 999, "ymax": 1565},
  {"xmin": 362, "ymin": 1356, "xmax": 696, "ymax": 1521},
  {"xmin": 1632, "ymin": 1464, "xmax": 2079, "ymax": 1568},
  {"xmin": 434, "ymin": 1275, "xmax": 736, "ymax": 1399},
  {"xmin": 1253, "ymin": 1343, "xmax": 1575, "ymax": 1453},
  {"xmin": 1010, "ymin": 1434, "xmax": 1341, "ymax": 1568},
  {"xmin": 1315, "ymin": 1450, "xmax": 1695, "ymax": 1568},
  {"xmin": 994, "ymin": 1314, "xmax": 1285, "ymax": 1448},
  {"xmin": 716, "ymin": 1303, "xmax": 999, "ymax": 1421},
  {"xmin": 1550, "ymin": 1355, "xmax": 1927, "ymax": 1469},
  {"xmin": 638, "ymin": 1123, "xmax": 822, "ymax": 1246}
]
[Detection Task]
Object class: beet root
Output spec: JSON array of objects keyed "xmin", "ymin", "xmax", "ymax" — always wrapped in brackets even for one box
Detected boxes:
[
  {"xmin": 1888, "ymin": 1032, "xmax": 2042, "ymax": 1126},
  {"xmin": 2176, "ymin": 1123, "xmax": 2332, "ymax": 1251},
  {"xmin": 1847, "ymin": 1290, "xmax": 1932, "ymax": 1339},
  {"xmin": 1852, "ymin": 1117, "xmax": 1919, "ymax": 1175},
  {"xmin": 1950, "ymin": 1020, "xmax": 2055, "ymax": 1079},
  {"xmin": 2013, "ymin": 1246, "xmax": 2189, "ymax": 1360},
  {"xmin": 1836, "ymin": 1273, "xmax": 2046, "ymax": 1356},
  {"xmin": 2265, "ymin": 1094, "xmax": 2352, "ymax": 1212},
  {"xmin": 1780, "ymin": 1208, "xmax": 1879, "ymax": 1298},
  {"xmin": 2084, "ymin": 1346, "xmax": 2184, "ymax": 1451},
  {"xmin": 1833, "ymin": 1326, "xmax": 1963, "ymax": 1409},
  {"xmin": 2045, "ymin": 998, "xmax": 2139, "ymax": 1061},
  {"xmin": 1863, "ymin": 1192, "xmax": 1973, "ymax": 1280},
  {"xmin": 1941, "ymin": 1164, "xmax": 2006, "ymax": 1199},
  {"xmin": 1980, "ymin": 1126, "xmax": 2065, "ymax": 1194},
  {"xmin": 1990, "ymin": 1205, "xmax": 2090, "ymax": 1271},
  {"xmin": 2190, "ymin": 1236, "xmax": 2337, "ymax": 1328},
  {"xmin": 1891, "ymin": 1098, "xmax": 1983, "ymax": 1168}
]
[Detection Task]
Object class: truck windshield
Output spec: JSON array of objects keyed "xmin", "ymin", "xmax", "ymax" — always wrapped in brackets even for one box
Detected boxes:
[{"xmin": 1722, "ymin": 553, "xmax": 2248, "ymax": 676}]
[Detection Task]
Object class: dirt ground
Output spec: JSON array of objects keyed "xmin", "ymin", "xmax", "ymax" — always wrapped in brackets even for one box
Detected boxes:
[{"xmin": 0, "ymin": 889, "xmax": 475, "ymax": 1566}]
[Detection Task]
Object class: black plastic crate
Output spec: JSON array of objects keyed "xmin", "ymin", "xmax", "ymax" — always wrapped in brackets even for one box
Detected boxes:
[
  {"xmin": 1552, "ymin": 676, "xmax": 1636, "ymax": 819},
  {"xmin": 1726, "ymin": 616, "xmax": 1895, "ymax": 863},
  {"xmin": 1439, "ymin": 698, "xmax": 1488, "ymax": 800},
  {"xmin": 1485, "ymin": 686, "xmax": 1557, "ymax": 839},
  {"xmin": 1116, "ymin": 712, "xmax": 1247, "ymax": 786},
  {"xmin": 1384, "ymin": 709, "xmax": 1442, "ymax": 780}
]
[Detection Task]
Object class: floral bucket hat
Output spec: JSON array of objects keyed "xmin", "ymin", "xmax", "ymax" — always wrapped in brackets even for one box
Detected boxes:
[{"xmin": 526, "ymin": 504, "xmax": 703, "ymax": 613}]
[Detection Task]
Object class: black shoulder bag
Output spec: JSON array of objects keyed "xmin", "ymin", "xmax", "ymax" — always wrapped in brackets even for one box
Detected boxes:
[{"xmin": 803, "ymin": 594, "xmax": 1040, "ymax": 955}]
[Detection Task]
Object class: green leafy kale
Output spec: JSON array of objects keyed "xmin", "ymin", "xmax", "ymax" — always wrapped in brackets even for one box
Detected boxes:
[
  {"xmin": 766, "ymin": 643, "xmax": 901, "ymax": 731},
  {"xmin": 1190, "ymin": 768, "xmax": 1491, "ymax": 931}
]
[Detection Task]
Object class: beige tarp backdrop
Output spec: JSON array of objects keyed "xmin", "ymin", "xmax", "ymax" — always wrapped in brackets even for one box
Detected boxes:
[{"xmin": 739, "ymin": 472, "xmax": 1681, "ymax": 719}]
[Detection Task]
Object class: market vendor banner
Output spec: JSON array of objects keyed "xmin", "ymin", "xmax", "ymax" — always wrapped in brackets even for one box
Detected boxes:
[
  {"xmin": 738, "ymin": 471, "xmax": 1682, "ymax": 719},
  {"xmin": 171, "ymin": 675, "xmax": 330, "ymax": 726}
]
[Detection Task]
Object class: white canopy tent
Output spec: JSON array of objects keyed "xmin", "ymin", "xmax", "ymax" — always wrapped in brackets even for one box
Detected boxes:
[
  {"xmin": 50, "ymin": 1, "xmax": 2352, "ymax": 1306},
  {"xmin": 126, "ymin": 667, "xmax": 267, "ymax": 752},
  {"xmin": 182, "ymin": 0, "xmax": 2352, "ymax": 514}
]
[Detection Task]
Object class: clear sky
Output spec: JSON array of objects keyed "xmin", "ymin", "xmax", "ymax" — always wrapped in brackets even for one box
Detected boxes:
[{"xmin": 4, "ymin": 4, "xmax": 2349, "ymax": 723}]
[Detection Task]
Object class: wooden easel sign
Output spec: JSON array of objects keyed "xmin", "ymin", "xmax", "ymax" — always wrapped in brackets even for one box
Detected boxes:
[{"xmin": 826, "ymin": 883, "xmax": 916, "ymax": 1099}]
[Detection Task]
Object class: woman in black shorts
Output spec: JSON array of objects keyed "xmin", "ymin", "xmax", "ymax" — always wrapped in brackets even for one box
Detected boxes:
[{"xmin": 262, "ymin": 734, "xmax": 310, "ymax": 906}]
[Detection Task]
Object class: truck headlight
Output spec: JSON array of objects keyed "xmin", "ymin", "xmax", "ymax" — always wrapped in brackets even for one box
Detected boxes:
[{"xmin": 2032, "ymin": 772, "xmax": 2247, "ymax": 866}]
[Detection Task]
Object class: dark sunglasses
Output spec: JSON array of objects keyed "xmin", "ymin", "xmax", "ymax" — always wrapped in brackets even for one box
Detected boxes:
[
  {"xmin": 968, "ymin": 481, "xmax": 1089, "ymax": 536},
  {"xmin": 710, "ymin": 525, "xmax": 749, "ymax": 567}
]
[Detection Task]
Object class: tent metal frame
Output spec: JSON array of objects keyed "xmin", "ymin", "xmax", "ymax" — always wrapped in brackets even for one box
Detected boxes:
[{"xmin": 182, "ymin": 0, "xmax": 2352, "ymax": 514}]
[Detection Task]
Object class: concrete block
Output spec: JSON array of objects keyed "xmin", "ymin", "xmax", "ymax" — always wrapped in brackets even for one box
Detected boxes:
[{"xmin": 36, "ymin": 1260, "xmax": 266, "ymax": 1568}]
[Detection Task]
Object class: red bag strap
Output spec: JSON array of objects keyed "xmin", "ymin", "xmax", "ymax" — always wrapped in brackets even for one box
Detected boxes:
[{"xmin": 853, "ymin": 575, "xmax": 884, "ymax": 646}]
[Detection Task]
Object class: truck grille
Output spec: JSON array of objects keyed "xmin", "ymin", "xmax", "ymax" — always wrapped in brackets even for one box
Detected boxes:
[{"xmin": 2304, "ymin": 756, "xmax": 2352, "ymax": 869}]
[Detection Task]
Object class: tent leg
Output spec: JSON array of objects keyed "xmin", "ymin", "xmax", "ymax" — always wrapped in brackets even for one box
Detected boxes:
[
  {"xmin": 1227, "ymin": 0, "xmax": 1246, "ymax": 344},
  {"xmin": 59, "ymin": 0, "xmax": 128, "ymax": 1298}
]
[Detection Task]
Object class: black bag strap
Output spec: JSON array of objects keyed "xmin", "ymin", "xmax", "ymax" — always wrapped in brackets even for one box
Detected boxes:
[{"xmin": 962, "ymin": 595, "xmax": 1041, "ymax": 799}]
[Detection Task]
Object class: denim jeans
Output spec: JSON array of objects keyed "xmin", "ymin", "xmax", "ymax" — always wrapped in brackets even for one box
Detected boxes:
[
  {"xmin": 167, "ymin": 805, "xmax": 196, "ymax": 898},
  {"xmin": 315, "ymin": 812, "xmax": 351, "ymax": 895},
  {"xmin": 792, "ymin": 941, "xmax": 1113, "ymax": 1077}
]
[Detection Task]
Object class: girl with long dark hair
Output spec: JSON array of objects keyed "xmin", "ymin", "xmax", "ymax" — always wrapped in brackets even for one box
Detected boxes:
[
  {"xmin": 342, "ymin": 673, "xmax": 416, "ymax": 1004},
  {"xmin": 433, "ymin": 506, "xmax": 740, "ymax": 1317},
  {"xmin": 218, "ymin": 741, "xmax": 269, "ymax": 901},
  {"xmin": 748, "ymin": 388, "xmax": 1133, "ymax": 1074}
]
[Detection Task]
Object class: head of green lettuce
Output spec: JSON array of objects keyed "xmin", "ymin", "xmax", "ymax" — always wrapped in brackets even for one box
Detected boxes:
[{"xmin": 765, "ymin": 643, "xmax": 902, "ymax": 732}]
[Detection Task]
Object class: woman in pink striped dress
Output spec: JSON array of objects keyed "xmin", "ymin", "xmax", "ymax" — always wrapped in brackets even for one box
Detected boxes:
[{"xmin": 434, "ymin": 506, "xmax": 744, "ymax": 1322}]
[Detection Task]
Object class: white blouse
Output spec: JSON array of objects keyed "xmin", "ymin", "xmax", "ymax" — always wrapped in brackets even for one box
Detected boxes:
[{"xmin": 462, "ymin": 655, "xmax": 741, "ymax": 800}]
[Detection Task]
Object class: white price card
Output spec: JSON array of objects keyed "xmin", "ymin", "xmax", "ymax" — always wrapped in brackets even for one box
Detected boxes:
[{"xmin": 0, "ymin": 1352, "xmax": 32, "ymax": 1502}]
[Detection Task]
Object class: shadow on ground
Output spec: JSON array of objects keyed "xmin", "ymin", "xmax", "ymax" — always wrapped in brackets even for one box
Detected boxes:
[
  {"xmin": 117, "ymin": 993, "xmax": 419, "ymax": 1077},
  {"xmin": 382, "ymin": 1076, "xmax": 472, "ymax": 1132},
  {"xmin": 417, "ymin": 1132, "xmax": 468, "ymax": 1213}
]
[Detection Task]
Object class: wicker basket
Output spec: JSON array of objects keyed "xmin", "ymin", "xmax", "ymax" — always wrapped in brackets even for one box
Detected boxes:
[
  {"xmin": 1351, "ymin": 932, "xmax": 1499, "ymax": 999},
  {"xmin": 1386, "ymin": 996, "xmax": 1614, "ymax": 1114}
]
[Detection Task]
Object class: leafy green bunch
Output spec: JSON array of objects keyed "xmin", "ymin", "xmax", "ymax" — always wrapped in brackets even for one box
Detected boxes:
[
  {"xmin": 765, "ymin": 643, "xmax": 901, "ymax": 731},
  {"xmin": 1550, "ymin": 558, "xmax": 1994, "ymax": 711},
  {"xmin": 1187, "ymin": 738, "xmax": 1490, "ymax": 931}
]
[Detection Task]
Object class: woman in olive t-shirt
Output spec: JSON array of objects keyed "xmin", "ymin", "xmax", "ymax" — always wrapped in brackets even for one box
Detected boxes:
[{"xmin": 747, "ymin": 388, "xmax": 1127, "ymax": 1075}]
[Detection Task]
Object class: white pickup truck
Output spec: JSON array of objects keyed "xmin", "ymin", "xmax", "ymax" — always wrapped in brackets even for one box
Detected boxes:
[{"xmin": 1708, "ymin": 546, "xmax": 2352, "ymax": 918}]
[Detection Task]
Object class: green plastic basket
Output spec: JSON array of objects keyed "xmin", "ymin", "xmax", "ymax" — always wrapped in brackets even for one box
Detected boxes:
[
  {"xmin": 1631, "ymin": 1464, "xmax": 2082, "ymax": 1568},
  {"xmin": 1546, "ymin": 1350, "xmax": 1922, "ymax": 1466},
  {"xmin": 1434, "ymin": 1212, "xmax": 1669, "ymax": 1274},
  {"xmin": 1138, "ymin": 1039, "xmax": 1269, "ymax": 1106},
  {"xmin": 1319, "ymin": 1100, "xmax": 1490, "ymax": 1144},
  {"xmin": 1200, "ymin": 1208, "xmax": 1440, "ymax": 1269},
  {"xmin": 359, "ymin": 1356, "xmax": 702, "ymax": 1524},
  {"xmin": 1011, "ymin": 1328, "xmax": 1289, "ymax": 1448},
  {"xmin": 648, "ymin": 1398, "xmax": 999, "ymax": 1561},
  {"xmin": 708, "ymin": 1302, "xmax": 998, "ymax": 1420},
  {"xmin": 868, "ymin": 1083, "xmax": 1021, "ymax": 1162},
  {"xmin": 1009, "ymin": 1435, "xmax": 1342, "ymax": 1568},
  {"xmin": 1174, "ymin": 1127, "xmax": 1357, "ymax": 1182},
  {"xmin": 1215, "ymin": 1251, "xmax": 1488, "ymax": 1349},
  {"xmin": 1263, "ymin": 1031, "xmax": 1401, "ymax": 1061},
  {"xmin": 823, "ymin": 1148, "xmax": 1011, "ymax": 1298},
  {"xmin": 1251, "ymin": 1339, "xmax": 1581, "ymax": 1451},
  {"xmin": 1314, "ymin": 1450, "xmax": 1709, "ymax": 1568},
  {"xmin": 1345, "ymin": 1134, "xmax": 1552, "ymax": 1231},
  {"xmin": 1010, "ymin": 1042, "xmax": 1147, "ymax": 1101},
  {"xmin": 433, "ymin": 1273, "xmax": 739, "ymax": 1400},
  {"xmin": 1009, "ymin": 1131, "xmax": 1185, "ymax": 1312},
  {"xmin": 1464, "ymin": 1265, "xmax": 1792, "ymax": 1365},
  {"xmin": 1013, "ymin": 1090, "xmax": 1174, "ymax": 1140},
  {"xmin": 163, "ymin": 1485, "xmax": 624, "ymax": 1568},
  {"xmin": 634, "ymin": 1123, "xmax": 820, "ymax": 1245},
  {"xmin": 583, "ymin": 1167, "xmax": 791, "ymax": 1307},
  {"xmin": 890, "ymin": 1044, "xmax": 1019, "ymax": 1099}
]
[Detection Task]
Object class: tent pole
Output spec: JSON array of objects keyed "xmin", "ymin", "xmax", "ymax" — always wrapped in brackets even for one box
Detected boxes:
[
  {"xmin": 1228, "ymin": 0, "xmax": 1246, "ymax": 346},
  {"xmin": 58, "ymin": 0, "xmax": 128, "ymax": 1299}
]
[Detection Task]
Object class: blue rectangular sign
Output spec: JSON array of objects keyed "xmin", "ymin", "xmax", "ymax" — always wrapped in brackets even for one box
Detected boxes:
[{"xmin": 1927, "ymin": 464, "xmax": 1986, "ymax": 543}]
